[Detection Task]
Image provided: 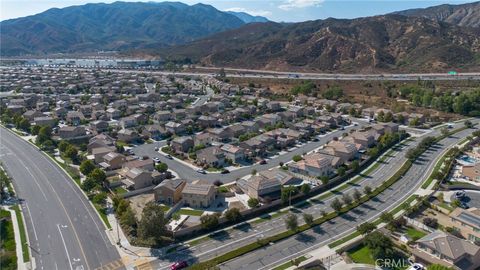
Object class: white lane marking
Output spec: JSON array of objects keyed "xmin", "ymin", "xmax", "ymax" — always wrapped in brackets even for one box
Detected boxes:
[
  {"xmin": 1, "ymin": 142, "xmax": 48, "ymax": 201},
  {"xmin": 24, "ymin": 203, "xmax": 39, "ymax": 241},
  {"xmin": 56, "ymin": 224, "xmax": 74, "ymax": 270}
]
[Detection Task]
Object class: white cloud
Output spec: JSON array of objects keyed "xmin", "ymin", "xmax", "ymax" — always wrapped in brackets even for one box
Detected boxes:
[
  {"xmin": 224, "ymin": 7, "xmax": 272, "ymax": 17},
  {"xmin": 278, "ymin": 0, "xmax": 325, "ymax": 11}
]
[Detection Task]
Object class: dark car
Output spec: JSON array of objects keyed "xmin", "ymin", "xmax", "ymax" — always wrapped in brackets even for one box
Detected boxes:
[
  {"xmin": 170, "ymin": 261, "xmax": 188, "ymax": 270},
  {"xmin": 166, "ymin": 154, "xmax": 173, "ymax": 159},
  {"xmin": 259, "ymin": 160, "xmax": 267, "ymax": 165},
  {"xmin": 221, "ymin": 169, "xmax": 230, "ymax": 174}
]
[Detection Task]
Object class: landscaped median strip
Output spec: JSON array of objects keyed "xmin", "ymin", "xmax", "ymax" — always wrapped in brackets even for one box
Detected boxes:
[{"xmin": 272, "ymin": 256, "xmax": 307, "ymax": 270}]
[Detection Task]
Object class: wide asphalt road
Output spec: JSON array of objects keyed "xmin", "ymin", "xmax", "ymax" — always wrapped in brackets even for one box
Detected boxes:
[{"xmin": 0, "ymin": 127, "xmax": 121, "ymax": 270}]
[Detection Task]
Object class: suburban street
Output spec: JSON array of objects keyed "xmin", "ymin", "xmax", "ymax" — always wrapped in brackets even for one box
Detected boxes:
[
  {"xmin": 132, "ymin": 122, "xmax": 366, "ymax": 183},
  {"xmin": 0, "ymin": 127, "xmax": 122, "ymax": 270}
]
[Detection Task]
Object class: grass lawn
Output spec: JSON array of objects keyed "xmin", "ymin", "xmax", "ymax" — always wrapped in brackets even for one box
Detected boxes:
[
  {"xmin": 0, "ymin": 209, "xmax": 17, "ymax": 270},
  {"xmin": 438, "ymin": 202, "xmax": 454, "ymax": 212},
  {"xmin": 177, "ymin": 208, "xmax": 204, "ymax": 216},
  {"xmin": 94, "ymin": 204, "xmax": 112, "ymax": 229},
  {"xmin": 217, "ymin": 186, "xmax": 229, "ymax": 193},
  {"xmin": 113, "ymin": 186, "xmax": 128, "ymax": 195},
  {"xmin": 11, "ymin": 205, "xmax": 29, "ymax": 262},
  {"xmin": 405, "ymin": 227, "xmax": 427, "ymax": 241},
  {"xmin": 348, "ymin": 244, "xmax": 376, "ymax": 265},
  {"xmin": 329, "ymin": 231, "xmax": 360, "ymax": 248}
]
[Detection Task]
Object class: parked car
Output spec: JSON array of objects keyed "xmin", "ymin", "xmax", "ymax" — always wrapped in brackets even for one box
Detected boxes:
[
  {"xmin": 407, "ymin": 263, "xmax": 425, "ymax": 270},
  {"xmin": 455, "ymin": 190, "xmax": 466, "ymax": 198},
  {"xmin": 221, "ymin": 169, "xmax": 230, "ymax": 174},
  {"xmin": 166, "ymin": 154, "xmax": 173, "ymax": 159},
  {"xmin": 170, "ymin": 261, "xmax": 188, "ymax": 270},
  {"xmin": 154, "ymin": 147, "xmax": 159, "ymax": 151},
  {"xmin": 153, "ymin": 157, "xmax": 161, "ymax": 163},
  {"xmin": 196, "ymin": 169, "xmax": 206, "ymax": 174},
  {"xmin": 259, "ymin": 160, "xmax": 267, "ymax": 165}
]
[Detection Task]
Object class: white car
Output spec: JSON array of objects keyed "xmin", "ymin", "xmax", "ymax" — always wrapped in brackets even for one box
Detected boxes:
[{"xmin": 153, "ymin": 157, "xmax": 161, "ymax": 163}]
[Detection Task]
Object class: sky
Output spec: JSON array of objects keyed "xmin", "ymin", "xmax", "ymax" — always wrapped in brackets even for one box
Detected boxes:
[{"xmin": 0, "ymin": 0, "xmax": 476, "ymax": 22}]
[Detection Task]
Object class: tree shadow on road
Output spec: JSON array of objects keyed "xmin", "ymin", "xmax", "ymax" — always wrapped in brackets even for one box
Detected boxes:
[{"xmin": 295, "ymin": 232, "xmax": 316, "ymax": 243}]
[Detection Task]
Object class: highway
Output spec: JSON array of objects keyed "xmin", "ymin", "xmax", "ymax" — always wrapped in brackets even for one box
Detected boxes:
[
  {"xmin": 0, "ymin": 127, "xmax": 122, "ymax": 270},
  {"xmin": 3, "ymin": 66, "xmax": 480, "ymax": 81},
  {"xmin": 137, "ymin": 121, "xmax": 478, "ymax": 270}
]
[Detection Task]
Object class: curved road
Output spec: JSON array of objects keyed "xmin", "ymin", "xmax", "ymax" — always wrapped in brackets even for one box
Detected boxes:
[{"xmin": 0, "ymin": 127, "xmax": 121, "ymax": 270}]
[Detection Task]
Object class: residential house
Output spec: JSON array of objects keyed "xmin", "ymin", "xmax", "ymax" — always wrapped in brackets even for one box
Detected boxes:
[
  {"xmin": 207, "ymin": 128, "xmax": 231, "ymax": 143},
  {"xmin": 237, "ymin": 173, "xmax": 281, "ymax": 200},
  {"xmin": 90, "ymin": 120, "xmax": 109, "ymax": 134},
  {"xmin": 117, "ymin": 129, "xmax": 139, "ymax": 143},
  {"xmin": 449, "ymin": 207, "xmax": 480, "ymax": 243},
  {"xmin": 122, "ymin": 158, "xmax": 155, "ymax": 172},
  {"xmin": 194, "ymin": 132, "xmax": 212, "ymax": 147},
  {"xmin": 123, "ymin": 168, "xmax": 153, "ymax": 190},
  {"xmin": 197, "ymin": 115, "xmax": 217, "ymax": 128},
  {"xmin": 66, "ymin": 111, "xmax": 85, "ymax": 125},
  {"xmin": 153, "ymin": 179, "xmax": 186, "ymax": 205},
  {"xmin": 58, "ymin": 126, "xmax": 87, "ymax": 140},
  {"xmin": 196, "ymin": 146, "xmax": 226, "ymax": 168},
  {"xmin": 221, "ymin": 144, "xmax": 245, "ymax": 164},
  {"xmin": 171, "ymin": 136, "xmax": 194, "ymax": 153},
  {"xmin": 165, "ymin": 121, "xmax": 185, "ymax": 135},
  {"xmin": 34, "ymin": 116, "xmax": 56, "ymax": 128},
  {"xmin": 289, "ymin": 153, "xmax": 340, "ymax": 178},
  {"xmin": 88, "ymin": 134, "xmax": 115, "ymax": 153},
  {"xmin": 119, "ymin": 116, "xmax": 137, "ymax": 129},
  {"xmin": 182, "ymin": 181, "xmax": 216, "ymax": 208},
  {"xmin": 413, "ymin": 231, "xmax": 480, "ymax": 270},
  {"xmin": 321, "ymin": 140, "xmax": 358, "ymax": 163},
  {"xmin": 142, "ymin": 125, "xmax": 168, "ymax": 140},
  {"xmin": 99, "ymin": 152, "xmax": 126, "ymax": 171},
  {"xmin": 91, "ymin": 147, "xmax": 115, "ymax": 164}
]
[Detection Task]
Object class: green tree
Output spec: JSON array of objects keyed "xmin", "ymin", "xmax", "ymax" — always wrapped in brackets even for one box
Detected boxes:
[
  {"xmin": 58, "ymin": 141, "xmax": 70, "ymax": 153},
  {"xmin": 89, "ymin": 168, "xmax": 107, "ymax": 185},
  {"xmin": 364, "ymin": 231, "xmax": 394, "ymax": 259},
  {"xmin": 137, "ymin": 202, "xmax": 167, "ymax": 245},
  {"xmin": 80, "ymin": 160, "xmax": 96, "ymax": 176},
  {"xmin": 380, "ymin": 212, "xmax": 394, "ymax": 223},
  {"xmin": 81, "ymin": 177, "xmax": 98, "ymax": 192},
  {"xmin": 281, "ymin": 186, "xmax": 298, "ymax": 205},
  {"xmin": 247, "ymin": 197, "xmax": 259, "ymax": 208},
  {"xmin": 292, "ymin": 155, "xmax": 303, "ymax": 162},
  {"xmin": 200, "ymin": 213, "xmax": 220, "ymax": 230},
  {"xmin": 303, "ymin": 213, "xmax": 314, "ymax": 226},
  {"xmin": 337, "ymin": 167, "xmax": 346, "ymax": 176},
  {"xmin": 30, "ymin": 125, "xmax": 41, "ymax": 135},
  {"xmin": 350, "ymin": 160, "xmax": 360, "ymax": 172},
  {"xmin": 36, "ymin": 126, "xmax": 52, "ymax": 145},
  {"xmin": 225, "ymin": 208, "xmax": 242, "ymax": 223},
  {"xmin": 357, "ymin": 222, "xmax": 376, "ymax": 235},
  {"xmin": 342, "ymin": 193, "xmax": 353, "ymax": 206},
  {"xmin": 319, "ymin": 176, "xmax": 329, "ymax": 185},
  {"xmin": 284, "ymin": 214, "xmax": 298, "ymax": 231},
  {"xmin": 363, "ymin": 185, "xmax": 372, "ymax": 196},
  {"xmin": 352, "ymin": 189, "xmax": 362, "ymax": 202},
  {"xmin": 300, "ymin": 183, "xmax": 311, "ymax": 194},
  {"xmin": 92, "ymin": 192, "xmax": 107, "ymax": 204},
  {"xmin": 155, "ymin": 163, "xmax": 168, "ymax": 173},
  {"xmin": 330, "ymin": 198, "xmax": 343, "ymax": 212},
  {"xmin": 18, "ymin": 118, "xmax": 30, "ymax": 131},
  {"xmin": 64, "ymin": 145, "xmax": 78, "ymax": 161}
]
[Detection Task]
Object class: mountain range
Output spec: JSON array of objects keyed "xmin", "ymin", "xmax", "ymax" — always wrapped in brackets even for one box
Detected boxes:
[
  {"xmin": 1, "ymin": 1, "xmax": 480, "ymax": 72},
  {"xmin": 0, "ymin": 1, "xmax": 246, "ymax": 56},
  {"xmin": 393, "ymin": 1, "xmax": 480, "ymax": 28},
  {"xmin": 158, "ymin": 14, "xmax": 480, "ymax": 72}
]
